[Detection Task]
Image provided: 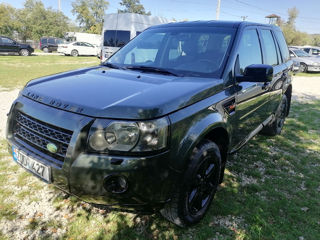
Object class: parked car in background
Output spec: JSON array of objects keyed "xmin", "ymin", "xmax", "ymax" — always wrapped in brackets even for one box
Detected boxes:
[
  {"xmin": 40, "ymin": 37, "xmax": 65, "ymax": 53},
  {"xmin": 301, "ymin": 46, "xmax": 320, "ymax": 56},
  {"xmin": 0, "ymin": 36, "xmax": 34, "ymax": 56},
  {"xmin": 57, "ymin": 41, "xmax": 99, "ymax": 57},
  {"xmin": 289, "ymin": 48, "xmax": 320, "ymax": 72},
  {"xmin": 7, "ymin": 21, "xmax": 293, "ymax": 227}
]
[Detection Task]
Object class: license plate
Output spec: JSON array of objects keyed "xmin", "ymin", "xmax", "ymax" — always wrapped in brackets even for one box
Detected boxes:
[{"xmin": 12, "ymin": 146, "xmax": 51, "ymax": 182}]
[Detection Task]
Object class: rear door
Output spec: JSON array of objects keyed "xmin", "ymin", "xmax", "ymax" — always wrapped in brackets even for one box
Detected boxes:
[
  {"xmin": 231, "ymin": 27, "xmax": 273, "ymax": 147},
  {"xmin": 259, "ymin": 28, "xmax": 288, "ymax": 115}
]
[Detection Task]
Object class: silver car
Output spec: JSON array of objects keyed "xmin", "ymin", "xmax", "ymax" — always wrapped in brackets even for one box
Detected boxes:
[{"xmin": 289, "ymin": 48, "xmax": 320, "ymax": 72}]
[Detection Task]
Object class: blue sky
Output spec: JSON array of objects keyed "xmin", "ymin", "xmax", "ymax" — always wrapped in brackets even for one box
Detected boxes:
[{"xmin": 1, "ymin": 0, "xmax": 319, "ymax": 34}]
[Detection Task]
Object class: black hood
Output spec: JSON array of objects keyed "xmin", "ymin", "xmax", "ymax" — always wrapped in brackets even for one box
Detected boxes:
[{"xmin": 22, "ymin": 66, "xmax": 224, "ymax": 119}]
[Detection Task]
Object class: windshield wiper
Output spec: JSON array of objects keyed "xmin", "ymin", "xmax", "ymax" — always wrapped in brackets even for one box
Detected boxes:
[
  {"xmin": 103, "ymin": 62, "xmax": 126, "ymax": 69},
  {"xmin": 125, "ymin": 65, "xmax": 181, "ymax": 76}
]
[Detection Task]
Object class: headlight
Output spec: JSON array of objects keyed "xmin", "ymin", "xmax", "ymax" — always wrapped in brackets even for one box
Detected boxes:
[{"xmin": 88, "ymin": 117, "xmax": 168, "ymax": 152}]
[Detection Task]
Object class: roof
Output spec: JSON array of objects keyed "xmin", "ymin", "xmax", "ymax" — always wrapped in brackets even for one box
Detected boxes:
[{"xmin": 149, "ymin": 20, "xmax": 280, "ymax": 30}]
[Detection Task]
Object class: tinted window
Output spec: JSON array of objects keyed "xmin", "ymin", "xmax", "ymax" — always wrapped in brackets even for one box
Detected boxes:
[
  {"xmin": 48, "ymin": 38, "xmax": 55, "ymax": 44},
  {"xmin": 108, "ymin": 27, "xmax": 235, "ymax": 78},
  {"xmin": 104, "ymin": 30, "xmax": 130, "ymax": 47},
  {"xmin": 237, "ymin": 29, "xmax": 262, "ymax": 74},
  {"xmin": 2, "ymin": 37, "xmax": 14, "ymax": 45},
  {"xmin": 273, "ymin": 30, "xmax": 289, "ymax": 62},
  {"xmin": 260, "ymin": 30, "xmax": 278, "ymax": 66}
]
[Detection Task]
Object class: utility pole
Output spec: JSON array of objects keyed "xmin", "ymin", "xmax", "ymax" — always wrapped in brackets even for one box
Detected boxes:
[
  {"xmin": 58, "ymin": 0, "xmax": 61, "ymax": 12},
  {"xmin": 216, "ymin": 0, "xmax": 221, "ymax": 20}
]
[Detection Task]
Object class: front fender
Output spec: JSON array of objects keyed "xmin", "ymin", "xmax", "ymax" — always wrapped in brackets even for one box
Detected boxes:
[{"xmin": 169, "ymin": 108, "xmax": 228, "ymax": 171}]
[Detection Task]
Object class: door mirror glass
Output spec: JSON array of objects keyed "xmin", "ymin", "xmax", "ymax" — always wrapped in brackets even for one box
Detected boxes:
[{"xmin": 236, "ymin": 64, "xmax": 273, "ymax": 83}]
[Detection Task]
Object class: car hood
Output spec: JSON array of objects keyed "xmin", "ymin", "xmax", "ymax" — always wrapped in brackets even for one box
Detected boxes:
[{"xmin": 22, "ymin": 66, "xmax": 224, "ymax": 119}]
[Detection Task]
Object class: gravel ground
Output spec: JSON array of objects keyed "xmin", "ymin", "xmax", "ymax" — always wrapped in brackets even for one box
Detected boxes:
[{"xmin": 0, "ymin": 76, "xmax": 319, "ymax": 239}]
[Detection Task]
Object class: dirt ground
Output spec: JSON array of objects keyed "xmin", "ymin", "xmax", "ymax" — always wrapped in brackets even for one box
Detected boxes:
[{"xmin": 1, "ymin": 76, "xmax": 319, "ymax": 139}]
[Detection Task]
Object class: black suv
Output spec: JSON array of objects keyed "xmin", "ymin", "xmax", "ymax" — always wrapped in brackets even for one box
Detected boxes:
[
  {"xmin": 6, "ymin": 21, "xmax": 292, "ymax": 226},
  {"xmin": 40, "ymin": 37, "xmax": 65, "ymax": 52},
  {"xmin": 0, "ymin": 36, "xmax": 34, "ymax": 56}
]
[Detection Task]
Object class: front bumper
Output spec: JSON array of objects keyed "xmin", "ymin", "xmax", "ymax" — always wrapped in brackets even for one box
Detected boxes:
[{"xmin": 6, "ymin": 96, "xmax": 178, "ymax": 211}]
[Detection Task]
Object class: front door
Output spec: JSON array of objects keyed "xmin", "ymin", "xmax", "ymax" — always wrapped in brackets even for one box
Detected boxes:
[{"xmin": 230, "ymin": 28, "xmax": 273, "ymax": 148}]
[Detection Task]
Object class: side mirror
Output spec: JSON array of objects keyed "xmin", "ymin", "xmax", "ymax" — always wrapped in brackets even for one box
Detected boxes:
[
  {"xmin": 236, "ymin": 64, "xmax": 273, "ymax": 83},
  {"xmin": 289, "ymin": 53, "xmax": 295, "ymax": 58}
]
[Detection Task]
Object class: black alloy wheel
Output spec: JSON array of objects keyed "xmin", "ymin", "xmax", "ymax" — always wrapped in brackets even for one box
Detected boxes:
[
  {"xmin": 187, "ymin": 154, "xmax": 219, "ymax": 216},
  {"xmin": 161, "ymin": 140, "xmax": 222, "ymax": 227}
]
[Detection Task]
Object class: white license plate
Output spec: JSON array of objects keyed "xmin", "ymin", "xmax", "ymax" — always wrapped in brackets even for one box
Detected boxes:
[{"xmin": 12, "ymin": 146, "xmax": 51, "ymax": 182}]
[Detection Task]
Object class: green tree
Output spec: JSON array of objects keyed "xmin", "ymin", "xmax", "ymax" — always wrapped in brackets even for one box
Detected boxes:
[
  {"xmin": 18, "ymin": 0, "xmax": 71, "ymax": 40},
  {"xmin": 0, "ymin": 3, "xmax": 20, "ymax": 37},
  {"xmin": 118, "ymin": 0, "xmax": 151, "ymax": 15},
  {"xmin": 280, "ymin": 7, "xmax": 311, "ymax": 46},
  {"xmin": 71, "ymin": 0, "xmax": 108, "ymax": 34}
]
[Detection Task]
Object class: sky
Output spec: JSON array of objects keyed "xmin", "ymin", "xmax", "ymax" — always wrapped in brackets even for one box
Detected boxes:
[{"xmin": 1, "ymin": 0, "xmax": 319, "ymax": 34}]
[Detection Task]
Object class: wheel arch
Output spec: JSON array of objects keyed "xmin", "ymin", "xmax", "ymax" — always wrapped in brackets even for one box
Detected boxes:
[{"xmin": 171, "ymin": 112, "xmax": 230, "ymax": 172}]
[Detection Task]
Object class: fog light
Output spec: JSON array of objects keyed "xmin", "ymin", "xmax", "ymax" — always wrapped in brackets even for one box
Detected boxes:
[{"xmin": 103, "ymin": 175, "xmax": 128, "ymax": 194}]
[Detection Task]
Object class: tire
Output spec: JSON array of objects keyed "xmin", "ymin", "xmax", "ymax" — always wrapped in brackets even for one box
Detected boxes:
[
  {"xmin": 160, "ymin": 140, "xmax": 221, "ymax": 227},
  {"xmin": 300, "ymin": 63, "xmax": 308, "ymax": 73},
  {"xmin": 71, "ymin": 50, "xmax": 79, "ymax": 57},
  {"xmin": 260, "ymin": 95, "xmax": 288, "ymax": 136},
  {"xmin": 19, "ymin": 49, "xmax": 30, "ymax": 56},
  {"xmin": 43, "ymin": 47, "xmax": 49, "ymax": 53}
]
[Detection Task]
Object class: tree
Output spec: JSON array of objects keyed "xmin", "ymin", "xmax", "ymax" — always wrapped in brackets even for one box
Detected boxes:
[
  {"xmin": 118, "ymin": 0, "xmax": 151, "ymax": 15},
  {"xmin": 280, "ymin": 7, "xmax": 311, "ymax": 46},
  {"xmin": 18, "ymin": 0, "xmax": 71, "ymax": 40},
  {"xmin": 0, "ymin": 3, "xmax": 20, "ymax": 37},
  {"xmin": 71, "ymin": 0, "xmax": 108, "ymax": 34}
]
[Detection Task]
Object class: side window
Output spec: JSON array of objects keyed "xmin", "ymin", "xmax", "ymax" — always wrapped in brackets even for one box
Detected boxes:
[
  {"xmin": 273, "ymin": 30, "xmax": 289, "ymax": 62},
  {"xmin": 48, "ymin": 38, "xmax": 55, "ymax": 44},
  {"xmin": 2, "ymin": 37, "xmax": 14, "ymax": 44},
  {"xmin": 237, "ymin": 29, "xmax": 262, "ymax": 74},
  {"xmin": 260, "ymin": 30, "xmax": 278, "ymax": 66},
  {"xmin": 312, "ymin": 48, "xmax": 320, "ymax": 55}
]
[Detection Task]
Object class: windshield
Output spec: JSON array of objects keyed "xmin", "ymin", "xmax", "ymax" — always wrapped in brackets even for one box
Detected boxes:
[
  {"xmin": 293, "ymin": 49, "xmax": 310, "ymax": 57},
  {"xmin": 106, "ymin": 26, "xmax": 236, "ymax": 78}
]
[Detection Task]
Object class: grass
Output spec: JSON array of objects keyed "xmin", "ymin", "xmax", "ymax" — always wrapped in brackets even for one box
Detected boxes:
[
  {"xmin": 0, "ymin": 55, "xmax": 99, "ymax": 89},
  {"xmin": 296, "ymin": 72, "xmax": 320, "ymax": 77},
  {"xmin": 0, "ymin": 57, "xmax": 319, "ymax": 239},
  {"xmin": 0, "ymin": 101, "xmax": 319, "ymax": 239}
]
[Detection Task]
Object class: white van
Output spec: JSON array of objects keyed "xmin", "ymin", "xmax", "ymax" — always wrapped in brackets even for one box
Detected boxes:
[
  {"xmin": 65, "ymin": 32, "xmax": 102, "ymax": 47},
  {"xmin": 101, "ymin": 13, "xmax": 169, "ymax": 61}
]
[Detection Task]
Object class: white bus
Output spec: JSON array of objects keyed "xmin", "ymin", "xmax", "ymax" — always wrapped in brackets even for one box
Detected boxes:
[{"xmin": 101, "ymin": 13, "xmax": 169, "ymax": 61}]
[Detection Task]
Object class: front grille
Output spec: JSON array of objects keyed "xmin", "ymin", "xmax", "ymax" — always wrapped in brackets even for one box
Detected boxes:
[{"xmin": 13, "ymin": 111, "xmax": 73, "ymax": 164}]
